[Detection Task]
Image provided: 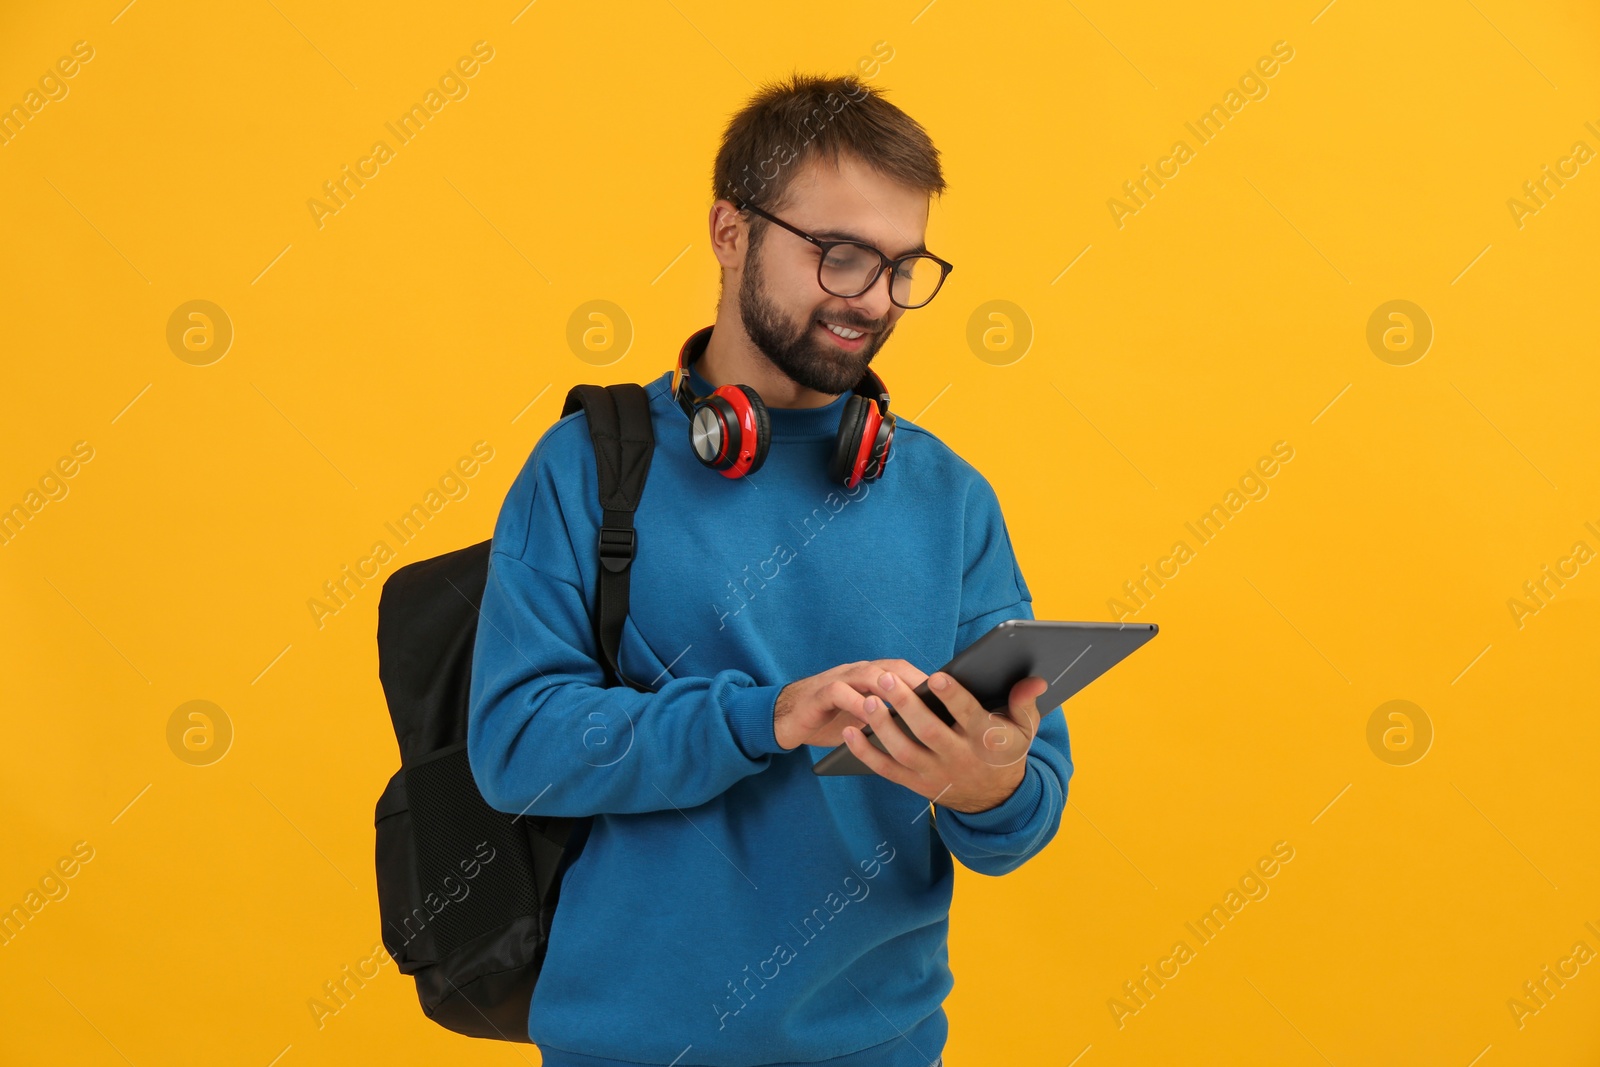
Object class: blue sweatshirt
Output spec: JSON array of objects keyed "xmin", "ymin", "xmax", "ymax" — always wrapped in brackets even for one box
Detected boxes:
[{"xmin": 467, "ymin": 327, "xmax": 1072, "ymax": 1067}]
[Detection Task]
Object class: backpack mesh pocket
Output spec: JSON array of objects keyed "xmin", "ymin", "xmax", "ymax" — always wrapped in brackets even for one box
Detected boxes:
[{"xmin": 401, "ymin": 741, "xmax": 540, "ymax": 959}]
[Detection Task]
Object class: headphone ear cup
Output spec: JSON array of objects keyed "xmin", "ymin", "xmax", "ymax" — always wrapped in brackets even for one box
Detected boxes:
[
  {"xmin": 689, "ymin": 394, "xmax": 736, "ymax": 470},
  {"xmin": 828, "ymin": 395, "xmax": 873, "ymax": 486},
  {"xmin": 733, "ymin": 384, "xmax": 770, "ymax": 475},
  {"xmin": 863, "ymin": 414, "xmax": 895, "ymax": 481}
]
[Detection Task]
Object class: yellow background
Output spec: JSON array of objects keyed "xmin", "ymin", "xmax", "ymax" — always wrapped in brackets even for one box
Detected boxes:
[{"xmin": 3, "ymin": 0, "xmax": 1597, "ymax": 1063}]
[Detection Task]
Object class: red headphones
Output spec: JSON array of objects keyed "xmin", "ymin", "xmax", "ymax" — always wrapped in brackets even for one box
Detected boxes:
[{"xmin": 670, "ymin": 326, "xmax": 895, "ymax": 489}]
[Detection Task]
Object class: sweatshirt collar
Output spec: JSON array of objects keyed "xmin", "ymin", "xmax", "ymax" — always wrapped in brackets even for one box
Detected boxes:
[{"xmin": 676, "ymin": 325, "xmax": 853, "ymax": 440}]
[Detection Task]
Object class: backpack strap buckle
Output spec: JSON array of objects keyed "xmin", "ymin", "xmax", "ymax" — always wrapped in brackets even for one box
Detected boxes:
[{"xmin": 597, "ymin": 524, "xmax": 636, "ymax": 573}]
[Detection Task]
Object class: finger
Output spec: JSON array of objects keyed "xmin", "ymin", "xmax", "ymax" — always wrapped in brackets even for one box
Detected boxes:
[
  {"xmin": 861, "ymin": 669, "xmax": 954, "ymax": 764},
  {"xmin": 785, "ymin": 681, "xmax": 854, "ymax": 747},
  {"xmin": 797, "ymin": 709, "xmax": 855, "ymax": 748},
  {"xmin": 876, "ymin": 658, "xmax": 930, "ymax": 689},
  {"xmin": 923, "ymin": 670, "xmax": 985, "ymax": 736},
  {"xmin": 855, "ymin": 693, "xmax": 923, "ymax": 767},
  {"xmin": 841, "ymin": 723, "xmax": 907, "ymax": 786},
  {"xmin": 982, "ymin": 675, "xmax": 1045, "ymax": 731},
  {"xmin": 1008, "ymin": 675, "xmax": 1047, "ymax": 735},
  {"xmin": 822, "ymin": 679, "xmax": 872, "ymax": 720},
  {"xmin": 977, "ymin": 710, "xmax": 1035, "ymax": 768},
  {"xmin": 976, "ymin": 676, "xmax": 1046, "ymax": 768}
]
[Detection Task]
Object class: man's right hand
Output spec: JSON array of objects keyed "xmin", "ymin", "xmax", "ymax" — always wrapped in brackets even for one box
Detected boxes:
[{"xmin": 773, "ymin": 659, "xmax": 930, "ymax": 751}]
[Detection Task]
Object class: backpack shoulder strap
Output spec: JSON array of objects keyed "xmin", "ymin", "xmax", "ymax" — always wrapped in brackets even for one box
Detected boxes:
[{"xmin": 561, "ymin": 383, "xmax": 657, "ymax": 693}]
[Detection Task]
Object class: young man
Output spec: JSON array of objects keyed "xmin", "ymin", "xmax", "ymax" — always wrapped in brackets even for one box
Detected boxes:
[{"xmin": 467, "ymin": 73, "xmax": 1071, "ymax": 1067}]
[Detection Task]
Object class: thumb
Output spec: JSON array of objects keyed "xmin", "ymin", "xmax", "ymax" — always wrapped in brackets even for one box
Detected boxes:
[{"xmin": 1009, "ymin": 676, "xmax": 1047, "ymax": 731}]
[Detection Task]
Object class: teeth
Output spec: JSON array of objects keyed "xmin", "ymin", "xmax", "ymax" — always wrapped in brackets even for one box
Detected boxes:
[{"xmin": 823, "ymin": 323, "xmax": 864, "ymax": 340}]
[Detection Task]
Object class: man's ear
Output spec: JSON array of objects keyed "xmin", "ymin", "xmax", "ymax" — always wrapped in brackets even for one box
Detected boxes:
[{"xmin": 709, "ymin": 199, "xmax": 747, "ymax": 271}]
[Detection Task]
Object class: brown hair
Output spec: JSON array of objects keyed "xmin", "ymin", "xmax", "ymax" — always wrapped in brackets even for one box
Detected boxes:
[{"xmin": 712, "ymin": 72, "xmax": 946, "ymax": 251}]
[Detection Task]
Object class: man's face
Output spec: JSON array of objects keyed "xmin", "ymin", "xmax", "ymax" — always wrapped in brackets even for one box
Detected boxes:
[{"xmin": 735, "ymin": 154, "xmax": 931, "ymax": 396}]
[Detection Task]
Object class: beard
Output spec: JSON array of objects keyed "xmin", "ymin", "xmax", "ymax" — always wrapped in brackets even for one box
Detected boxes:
[{"xmin": 737, "ymin": 240, "xmax": 892, "ymax": 396}]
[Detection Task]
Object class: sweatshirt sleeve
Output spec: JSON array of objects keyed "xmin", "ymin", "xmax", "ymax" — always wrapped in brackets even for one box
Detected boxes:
[
  {"xmin": 466, "ymin": 418, "xmax": 786, "ymax": 819},
  {"xmin": 933, "ymin": 476, "xmax": 1073, "ymax": 877}
]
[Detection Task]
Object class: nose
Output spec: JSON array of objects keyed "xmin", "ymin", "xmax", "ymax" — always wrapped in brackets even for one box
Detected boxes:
[{"xmin": 844, "ymin": 267, "xmax": 896, "ymax": 325}]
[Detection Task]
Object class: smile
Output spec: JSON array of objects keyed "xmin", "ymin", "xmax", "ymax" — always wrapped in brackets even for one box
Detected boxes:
[{"xmin": 820, "ymin": 322, "xmax": 868, "ymax": 340}]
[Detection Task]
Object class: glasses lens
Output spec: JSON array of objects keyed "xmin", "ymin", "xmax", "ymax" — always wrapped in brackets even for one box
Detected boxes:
[
  {"xmin": 818, "ymin": 243, "xmax": 879, "ymax": 297},
  {"xmin": 889, "ymin": 256, "xmax": 945, "ymax": 308},
  {"xmin": 818, "ymin": 245, "xmax": 944, "ymax": 308}
]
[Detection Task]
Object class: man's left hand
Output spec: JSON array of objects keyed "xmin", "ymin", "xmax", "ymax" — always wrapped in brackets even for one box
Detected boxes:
[{"xmin": 840, "ymin": 668, "xmax": 1047, "ymax": 815}]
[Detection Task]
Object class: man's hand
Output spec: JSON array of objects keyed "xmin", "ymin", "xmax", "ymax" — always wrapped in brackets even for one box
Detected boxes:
[
  {"xmin": 773, "ymin": 660, "xmax": 930, "ymax": 751},
  {"xmin": 840, "ymin": 667, "xmax": 1047, "ymax": 814}
]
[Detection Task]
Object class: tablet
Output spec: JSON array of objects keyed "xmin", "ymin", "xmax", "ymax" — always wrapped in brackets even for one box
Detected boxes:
[{"xmin": 811, "ymin": 619, "xmax": 1159, "ymax": 776}]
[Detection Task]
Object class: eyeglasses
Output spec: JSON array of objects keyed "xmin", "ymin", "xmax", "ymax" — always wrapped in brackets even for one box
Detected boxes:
[{"xmin": 732, "ymin": 197, "xmax": 953, "ymax": 310}]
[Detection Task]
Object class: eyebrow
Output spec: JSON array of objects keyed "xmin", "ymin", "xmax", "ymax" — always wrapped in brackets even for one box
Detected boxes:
[{"xmin": 813, "ymin": 228, "xmax": 928, "ymax": 258}]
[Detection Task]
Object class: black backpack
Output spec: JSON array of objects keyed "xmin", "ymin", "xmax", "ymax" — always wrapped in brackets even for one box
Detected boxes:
[{"xmin": 373, "ymin": 382, "xmax": 658, "ymax": 1041}]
